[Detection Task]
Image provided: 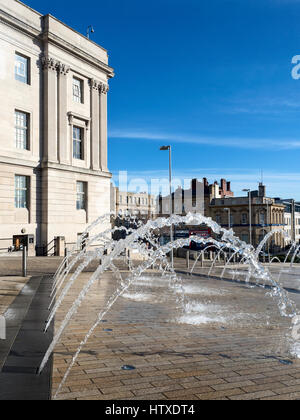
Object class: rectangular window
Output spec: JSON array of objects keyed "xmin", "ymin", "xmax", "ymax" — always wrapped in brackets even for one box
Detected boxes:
[
  {"xmin": 259, "ymin": 213, "xmax": 265, "ymax": 225},
  {"xmin": 15, "ymin": 53, "xmax": 29, "ymax": 84},
  {"xmin": 15, "ymin": 111, "xmax": 29, "ymax": 150},
  {"xmin": 241, "ymin": 213, "xmax": 247, "ymax": 225},
  {"xmin": 73, "ymin": 126, "xmax": 83, "ymax": 159},
  {"xmin": 241, "ymin": 234, "xmax": 249, "ymax": 243},
  {"xmin": 15, "ymin": 175, "xmax": 29, "ymax": 208},
  {"xmin": 76, "ymin": 181, "xmax": 86, "ymax": 210},
  {"xmin": 73, "ymin": 78, "xmax": 83, "ymax": 103}
]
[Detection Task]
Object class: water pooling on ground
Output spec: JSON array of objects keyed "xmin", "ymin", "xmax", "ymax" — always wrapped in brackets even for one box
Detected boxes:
[{"xmin": 35, "ymin": 212, "xmax": 300, "ymax": 398}]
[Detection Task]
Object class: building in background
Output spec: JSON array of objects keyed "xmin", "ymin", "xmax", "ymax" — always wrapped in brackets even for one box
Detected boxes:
[
  {"xmin": 275, "ymin": 199, "xmax": 300, "ymax": 244},
  {"xmin": 0, "ymin": 0, "xmax": 114, "ymax": 255},
  {"xmin": 209, "ymin": 183, "xmax": 286, "ymax": 250},
  {"xmin": 157, "ymin": 177, "xmax": 233, "ymax": 217},
  {"xmin": 110, "ymin": 185, "xmax": 156, "ymax": 221}
]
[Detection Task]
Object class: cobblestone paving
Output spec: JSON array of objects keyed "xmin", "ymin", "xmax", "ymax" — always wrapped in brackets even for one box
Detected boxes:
[{"xmin": 51, "ymin": 263, "xmax": 300, "ymax": 400}]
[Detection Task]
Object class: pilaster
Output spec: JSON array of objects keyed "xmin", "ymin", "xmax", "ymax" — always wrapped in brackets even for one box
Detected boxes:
[{"xmin": 99, "ymin": 83, "xmax": 109, "ymax": 172}]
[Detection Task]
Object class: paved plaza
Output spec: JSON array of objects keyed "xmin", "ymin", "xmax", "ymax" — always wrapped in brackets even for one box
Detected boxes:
[{"xmin": 1, "ymin": 256, "xmax": 300, "ymax": 400}]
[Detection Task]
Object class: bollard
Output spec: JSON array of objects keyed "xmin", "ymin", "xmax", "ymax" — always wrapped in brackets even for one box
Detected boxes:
[
  {"xmin": 186, "ymin": 250, "xmax": 190, "ymax": 269},
  {"xmin": 22, "ymin": 245, "xmax": 27, "ymax": 277},
  {"xmin": 64, "ymin": 247, "xmax": 68, "ymax": 271}
]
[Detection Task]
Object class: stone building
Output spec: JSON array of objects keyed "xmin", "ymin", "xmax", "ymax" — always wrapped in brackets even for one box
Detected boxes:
[
  {"xmin": 0, "ymin": 0, "xmax": 114, "ymax": 255},
  {"xmin": 275, "ymin": 199, "xmax": 300, "ymax": 244},
  {"xmin": 110, "ymin": 185, "xmax": 156, "ymax": 221},
  {"xmin": 157, "ymin": 177, "xmax": 233, "ymax": 217},
  {"xmin": 209, "ymin": 184, "xmax": 286, "ymax": 250}
]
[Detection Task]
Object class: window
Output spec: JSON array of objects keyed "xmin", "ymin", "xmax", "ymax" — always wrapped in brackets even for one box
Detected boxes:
[
  {"xmin": 76, "ymin": 181, "xmax": 86, "ymax": 210},
  {"xmin": 259, "ymin": 212, "xmax": 265, "ymax": 225},
  {"xmin": 73, "ymin": 78, "xmax": 83, "ymax": 103},
  {"xmin": 119, "ymin": 195, "xmax": 122, "ymax": 204},
  {"xmin": 15, "ymin": 111, "xmax": 29, "ymax": 150},
  {"xmin": 216, "ymin": 214, "xmax": 221, "ymax": 224},
  {"xmin": 15, "ymin": 53, "xmax": 29, "ymax": 84},
  {"xmin": 241, "ymin": 213, "xmax": 247, "ymax": 225},
  {"xmin": 73, "ymin": 126, "xmax": 83, "ymax": 159},
  {"xmin": 241, "ymin": 233, "xmax": 249, "ymax": 243},
  {"xmin": 15, "ymin": 175, "xmax": 29, "ymax": 208}
]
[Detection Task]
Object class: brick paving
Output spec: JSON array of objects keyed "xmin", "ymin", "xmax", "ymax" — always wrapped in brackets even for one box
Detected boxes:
[
  {"xmin": 1, "ymin": 255, "xmax": 300, "ymax": 400},
  {"xmin": 50, "ymin": 259, "xmax": 300, "ymax": 400}
]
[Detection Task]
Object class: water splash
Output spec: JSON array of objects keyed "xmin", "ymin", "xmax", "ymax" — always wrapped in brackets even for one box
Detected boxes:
[{"xmin": 37, "ymin": 212, "xmax": 300, "ymax": 398}]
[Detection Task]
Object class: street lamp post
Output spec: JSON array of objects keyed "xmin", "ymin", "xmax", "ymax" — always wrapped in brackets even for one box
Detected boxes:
[
  {"xmin": 224, "ymin": 207, "xmax": 231, "ymax": 229},
  {"xmin": 266, "ymin": 198, "xmax": 272, "ymax": 261},
  {"xmin": 160, "ymin": 145, "xmax": 173, "ymax": 268},
  {"xmin": 86, "ymin": 25, "xmax": 94, "ymax": 39},
  {"xmin": 243, "ymin": 189, "xmax": 252, "ymax": 246}
]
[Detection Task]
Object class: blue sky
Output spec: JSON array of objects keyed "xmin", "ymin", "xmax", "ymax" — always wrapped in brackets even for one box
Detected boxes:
[{"xmin": 26, "ymin": 0, "xmax": 300, "ymax": 198}]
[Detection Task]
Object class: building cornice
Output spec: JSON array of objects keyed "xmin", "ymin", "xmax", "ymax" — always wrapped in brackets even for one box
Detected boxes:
[
  {"xmin": 41, "ymin": 161, "xmax": 112, "ymax": 179},
  {"xmin": 40, "ymin": 31, "xmax": 114, "ymax": 79},
  {"xmin": 0, "ymin": 8, "xmax": 40, "ymax": 39},
  {"xmin": 0, "ymin": 9, "xmax": 114, "ymax": 79},
  {"xmin": 0, "ymin": 156, "xmax": 112, "ymax": 179}
]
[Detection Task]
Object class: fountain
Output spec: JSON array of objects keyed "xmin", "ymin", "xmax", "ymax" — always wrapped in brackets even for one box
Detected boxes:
[{"xmin": 37, "ymin": 212, "xmax": 300, "ymax": 399}]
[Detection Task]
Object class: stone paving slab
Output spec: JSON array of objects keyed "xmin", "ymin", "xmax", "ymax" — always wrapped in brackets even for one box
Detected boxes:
[
  {"xmin": 1, "ymin": 256, "xmax": 300, "ymax": 400},
  {"xmin": 0, "ymin": 276, "xmax": 54, "ymax": 400},
  {"xmin": 0, "ymin": 277, "xmax": 30, "ymax": 316},
  {"xmin": 49, "ymin": 262, "xmax": 300, "ymax": 400}
]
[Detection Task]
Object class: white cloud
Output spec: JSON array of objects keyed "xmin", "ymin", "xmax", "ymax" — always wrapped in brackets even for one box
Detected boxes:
[
  {"xmin": 109, "ymin": 129, "xmax": 300, "ymax": 151},
  {"xmin": 111, "ymin": 168, "xmax": 300, "ymax": 200}
]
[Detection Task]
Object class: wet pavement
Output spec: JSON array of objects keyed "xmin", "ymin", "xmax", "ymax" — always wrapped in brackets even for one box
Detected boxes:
[
  {"xmin": 50, "ymin": 260, "xmax": 300, "ymax": 400},
  {"xmin": 1, "ymin": 256, "xmax": 300, "ymax": 400}
]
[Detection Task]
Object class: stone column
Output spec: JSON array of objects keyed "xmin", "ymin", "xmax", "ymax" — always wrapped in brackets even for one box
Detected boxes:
[
  {"xmin": 57, "ymin": 63, "xmax": 70, "ymax": 164},
  {"xmin": 99, "ymin": 83, "xmax": 109, "ymax": 171},
  {"xmin": 89, "ymin": 79, "xmax": 100, "ymax": 170},
  {"xmin": 42, "ymin": 56, "xmax": 58, "ymax": 162}
]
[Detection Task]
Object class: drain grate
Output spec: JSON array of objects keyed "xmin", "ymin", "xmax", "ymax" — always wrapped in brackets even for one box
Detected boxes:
[
  {"xmin": 279, "ymin": 359, "xmax": 293, "ymax": 365},
  {"xmin": 1, "ymin": 366, "xmax": 37, "ymax": 375},
  {"xmin": 121, "ymin": 365, "xmax": 136, "ymax": 371}
]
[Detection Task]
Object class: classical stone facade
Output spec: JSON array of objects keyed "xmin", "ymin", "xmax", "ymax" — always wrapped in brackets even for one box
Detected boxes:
[
  {"xmin": 111, "ymin": 184, "xmax": 156, "ymax": 221},
  {"xmin": 276, "ymin": 199, "xmax": 300, "ymax": 244},
  {"xmin": 0, "ymin": 0, "xmax": 114, "ymax": 254},
  {"xmin": 209, "ymin": 185, "xmax": 286, "ymax": 250}
]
